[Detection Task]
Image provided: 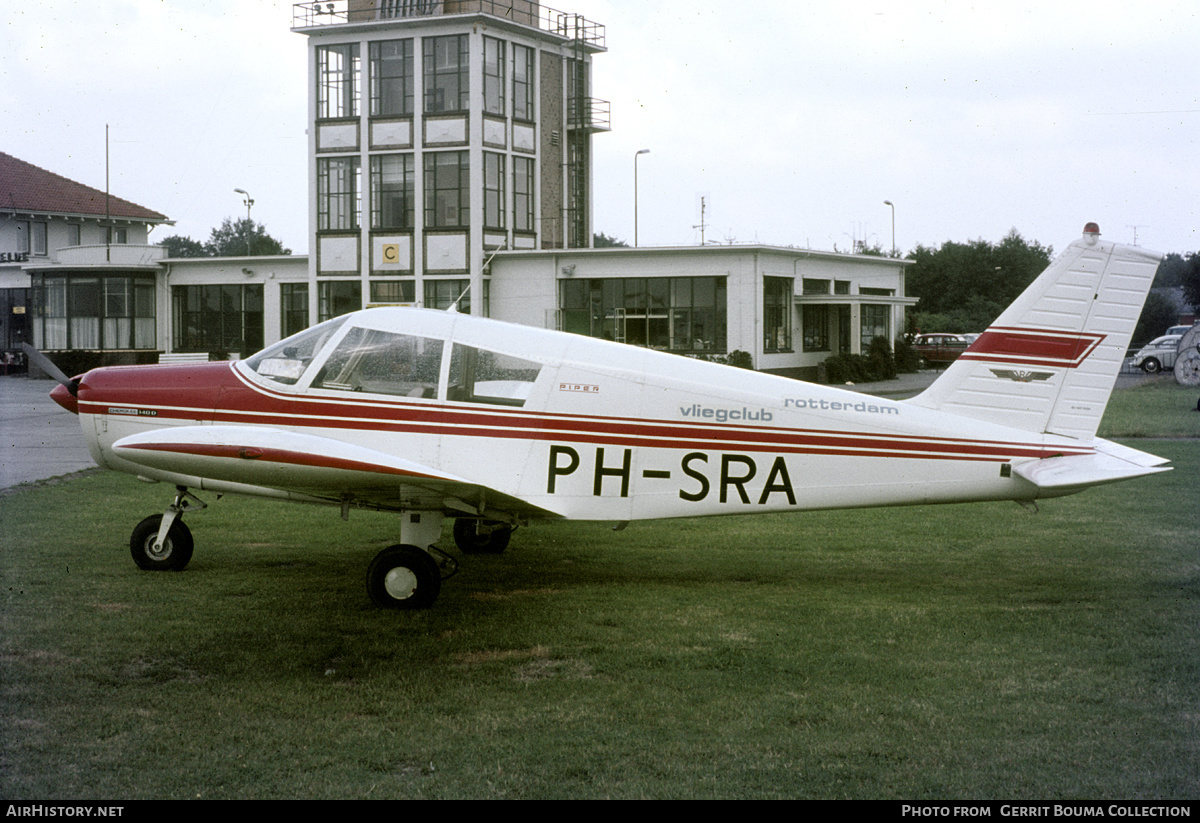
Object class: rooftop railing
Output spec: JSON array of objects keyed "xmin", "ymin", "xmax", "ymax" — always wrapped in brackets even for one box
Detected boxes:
[{"xmin": 293, "ymin": 1, "xmax": 605, "ymax": 48}]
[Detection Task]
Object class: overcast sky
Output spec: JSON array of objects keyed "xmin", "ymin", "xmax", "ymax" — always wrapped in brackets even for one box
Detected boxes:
[{"xmin": 4, "ymin": 0, "xmax": 1196, "ymax": 258}]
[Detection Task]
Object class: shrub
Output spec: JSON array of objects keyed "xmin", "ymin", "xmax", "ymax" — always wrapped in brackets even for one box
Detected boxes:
[
  {"xmin": 893, "ymin": 337, "xmax": 920, "ymax": 373},
  {"xmin": 823, "ymin": 337, "xmax": 902, "ymax": 383}
]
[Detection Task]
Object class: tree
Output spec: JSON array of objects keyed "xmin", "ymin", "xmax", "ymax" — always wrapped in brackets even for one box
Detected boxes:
[
  {"xmin": 905, "ymin": 229, "xmax": 1052, "ymax": 332},
  {"xmin": 593, "ymin": 232, "xmax": 629, "ymax": 248},
  {"xmin": 1180, "ymin": 252, "xmax": 1200, "ymax": 312},
  {"xmin": 1132, "ymin": 290, "xmax": 1181, "ymax": 348},
  {"xmin": 159, "ymin": 235, "xmax": 207, "ymax": 258},
  {"xmin": 1154, "ymin": 253, "xmax": 1187, "ymax": 289},
  {"xmin": 204, "ymin": 218, "xmax": 291, "ymax": 257}
]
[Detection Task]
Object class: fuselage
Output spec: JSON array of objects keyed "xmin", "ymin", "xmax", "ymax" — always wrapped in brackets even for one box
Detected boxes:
[{"xmin": 57, "ymin": 307, "xmax": 1095, "ymax": 522}]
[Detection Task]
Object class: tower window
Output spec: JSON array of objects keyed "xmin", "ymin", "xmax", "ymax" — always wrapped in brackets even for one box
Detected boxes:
[
  {"xmin": 424, "ymin": 152, "xmax": 468, "ymax": 228},
  {"xmin": 423, "ymin": 35, "xmax": 468, "ymax": 114},
  {"xmin": 370, "ymin": 39, "xmax": 413, "ymax": 116},
  {"xmin": 317, "ymin": 44, "xmax": 359, "ymax": 119}
]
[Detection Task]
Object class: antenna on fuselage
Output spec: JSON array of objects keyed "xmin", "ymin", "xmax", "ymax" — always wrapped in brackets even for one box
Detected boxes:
[
  {"xmin": 448, "ymin": 283, "xmax": 470, "ymax": 313},
  {"xmin": 448, "ymin": 242, "xmax": 508, "ymax": 312}
]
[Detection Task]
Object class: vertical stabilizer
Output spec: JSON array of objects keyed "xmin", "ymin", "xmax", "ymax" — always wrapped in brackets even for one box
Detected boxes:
[{"xmin": 908, "ymin": 224, "xmax": 1162, "ymax": 439}]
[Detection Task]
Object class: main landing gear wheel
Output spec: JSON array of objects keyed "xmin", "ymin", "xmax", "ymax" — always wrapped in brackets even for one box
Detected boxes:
[
  {"xmin": 130, "ymin": 515, "xmax": 194, "ymax": 571},
  {"xmin": 367, "ymin": 545, "xmax": 441, "ymax": 609},
  {"xmin": 453, "ymin": 519, "xmax": 514, "ymax": 554}
]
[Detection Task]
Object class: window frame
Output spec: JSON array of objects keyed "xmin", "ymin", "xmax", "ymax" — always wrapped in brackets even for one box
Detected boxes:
[
  {"xmin": 484, "ymin": 152, "xmax": 506, "ymax": 230},
  {"xmin": 317, "ymin": 43, "xmax": 360, "ymax": 120},
  {"xmin": 171, "ymin": 283, "xmax": 263, "ymax": 356},
  {"xmin": 513, "ymin": 155, "xmax": 534, "ymax": 233},
  {"xmin": 483, "ymin": 36, "xmax": 505, "ymax": 116},
  {"xmin": 369, "ymin": 39, "xmax": 413, "ymax": 117},
  {"xmin": 512, "ymin": 43, "xmax": 534, "ymax": 121},
  {"xmin": 317, "ymin": 156, "xmax": 361, "ymax": 231},
  {"xmin": 423, "ymin": 34, "xmax": 468, "ymax": 114},
  {"xmin": 860, "ymin": 304, "xmax": 891, "ymax": 351},
  {"xmin": 423, "ymin": 151, "xmax": 469, "ymax": 229},
  {"xmin": 762, "ymin": 277, "xmax": 793, "ymax": 353},
  {"xmin": 370, "ymin": 153, "xmax": 415, "ymax": 230},
  {"xmin": 280, "ymin": 282, "xmax": 310, "ymax": 339}
]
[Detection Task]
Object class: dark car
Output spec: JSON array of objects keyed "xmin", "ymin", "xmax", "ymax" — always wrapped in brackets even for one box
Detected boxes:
[{"xmin": 912, "ymin": 333, "xmax": 970, "ymax": 367}]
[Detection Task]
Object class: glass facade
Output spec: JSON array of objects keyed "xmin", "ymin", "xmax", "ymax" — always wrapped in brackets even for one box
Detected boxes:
[
  {"xmin": 560, "ymin": 277, "xmax": 726, "ymax": 354},
  {"xmin": 33, "ymin": 274, "xmax": 156, "ymax": 351},
  {"xmin": 172, "ymin": 284, "xmax": 263, "ymax": 356}
]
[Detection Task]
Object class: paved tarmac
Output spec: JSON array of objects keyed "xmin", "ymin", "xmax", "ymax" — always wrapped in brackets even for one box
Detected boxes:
[
  {"xmin": 0, "ymin": 367, "xmax": 1162, "ymax": 490},
  {"xmin": 1, "ymin": 375, "xmax": 97, "ymax": 490}
]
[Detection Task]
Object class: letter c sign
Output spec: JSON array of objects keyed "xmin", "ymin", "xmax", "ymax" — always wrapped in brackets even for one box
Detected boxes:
[{"xmin": 382, "ymin": 244, "xmax": 399, "ymax": 263}]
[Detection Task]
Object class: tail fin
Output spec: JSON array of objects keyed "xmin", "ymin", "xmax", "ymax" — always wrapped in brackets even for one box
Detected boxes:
[{"xmin": 908, "ymin": 223, "xmax": 1162, "ymax": 440}]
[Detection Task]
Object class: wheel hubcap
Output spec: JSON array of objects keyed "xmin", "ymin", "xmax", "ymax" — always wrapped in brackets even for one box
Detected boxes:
[
  {"xmin": 383, "ymin": 566, "xmax": 418, "ymax": 600},
  {"xmin": 146, "ymin": 537, "xmax": 172, "ymax": 561}
]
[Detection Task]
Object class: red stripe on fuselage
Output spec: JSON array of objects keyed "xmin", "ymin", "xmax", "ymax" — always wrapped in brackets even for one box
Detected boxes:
[{"xmin": 77, "ymin": 361, "xmax": 1092, "ymax": 464}]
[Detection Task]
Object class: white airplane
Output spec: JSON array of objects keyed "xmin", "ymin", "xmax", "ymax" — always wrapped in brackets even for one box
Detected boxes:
[{"xmin": 35, "ymin": 223, "xmax": 1169, "ymax": 609}]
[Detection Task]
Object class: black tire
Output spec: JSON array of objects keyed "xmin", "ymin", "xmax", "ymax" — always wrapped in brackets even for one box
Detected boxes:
[
  {"xmin": 453, "ymin": 518, "xmax": 513, "ymax": 554},
  {"xmin": 366, "ymin": 545, "xmax": 441, "ymax": 609},
  {"xmin": 130, "ymin": 515, "xmax": 194, "ymax": 571},
  {"xmin": 1141, "ymin": 357, "xmax": 1161, "ymax": 374}
]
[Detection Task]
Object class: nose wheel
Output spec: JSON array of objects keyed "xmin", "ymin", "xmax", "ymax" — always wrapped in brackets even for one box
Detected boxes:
[{"xmin": 129, "ymin": 486, "xmax": 205, "ymax": 571}]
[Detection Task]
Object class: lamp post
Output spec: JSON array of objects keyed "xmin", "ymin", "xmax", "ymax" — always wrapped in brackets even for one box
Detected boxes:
[
  {"xmin": 234, "ymin": 188, "xmax": 254, "ymax": 255},
  {"xmin": 634, "ymin": 149, "xmax": 650, "ymax": 247},
  {"xmin": 883, "ymin": 199, "xmax": 895, "ymax": 257}
]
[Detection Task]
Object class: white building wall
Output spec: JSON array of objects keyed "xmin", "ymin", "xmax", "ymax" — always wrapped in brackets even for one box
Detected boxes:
[{"xmin": 490, "ymin": 245, "xmax": 912, "ymax": 378}]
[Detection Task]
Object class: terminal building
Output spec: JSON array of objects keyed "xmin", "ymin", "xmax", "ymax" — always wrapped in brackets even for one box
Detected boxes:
[{"xmin": 5, "ymin": 0, "xmax": 913, "ymax": 380}]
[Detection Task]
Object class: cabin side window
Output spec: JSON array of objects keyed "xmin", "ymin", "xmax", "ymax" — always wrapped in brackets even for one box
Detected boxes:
[
  {"xmin": 447, "ymin": 344, "xmax": 542, "ymax": 407},
  {"xmin": 313, "ymin": 327, "xmax": 444, "ymax": 399}
]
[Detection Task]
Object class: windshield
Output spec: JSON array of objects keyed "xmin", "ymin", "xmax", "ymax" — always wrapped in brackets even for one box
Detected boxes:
[{"xmin": 243, "ymin": 317, "xmax": 349, "ymax": 385}]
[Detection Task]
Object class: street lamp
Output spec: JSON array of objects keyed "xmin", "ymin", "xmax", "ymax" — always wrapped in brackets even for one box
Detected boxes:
[
  {"xmin": 634, "ymin": 149, "xmax": 650, "ymax": 247},
  {"xmin": 234, "ymin": 188, "xmax": 254, "ymax": 255},
  {"xmin": 883, "ymin": 199, "xmax": 895, "ymax": 257}
]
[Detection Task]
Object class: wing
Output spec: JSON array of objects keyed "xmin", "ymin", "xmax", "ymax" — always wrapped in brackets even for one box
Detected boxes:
[{"xmin": 111, "ymin": 425, "xmax": 560, "ymax": 521}]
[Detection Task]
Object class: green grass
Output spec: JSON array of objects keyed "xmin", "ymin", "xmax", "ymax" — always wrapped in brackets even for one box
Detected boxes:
[
  {"xmin": 1, "ymin": 391, "xmax": 1197, "ymax": 799},
  {"xmin": 1099, "ymin": 377, "xmax": 1199, "ymax": 438}
]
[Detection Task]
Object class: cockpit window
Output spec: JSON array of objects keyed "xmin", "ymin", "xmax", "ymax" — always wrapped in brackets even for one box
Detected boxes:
[
  {"xmin": 447, "ymin": 344, "xmax": 542, "ymax": 407},
  {"xmin": 313, "ymin": 327, "xmax": 445, "ymax": 398},
  {"xmin": 244, "ymin": 317, "xmax": 348, "ymax": 385}
]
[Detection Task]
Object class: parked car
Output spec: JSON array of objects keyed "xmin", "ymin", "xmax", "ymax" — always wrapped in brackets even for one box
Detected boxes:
[
  {"xmin": 1132, "ymin": 334, "xmax": 1182, "ymax": 373},
  {"xmin": 913, "ymin": 333, "xmax": 971, "ymax": 366},
  {"xmin": 1166, "ymin": 324, "xmax": 1197, "ymax": 337}
]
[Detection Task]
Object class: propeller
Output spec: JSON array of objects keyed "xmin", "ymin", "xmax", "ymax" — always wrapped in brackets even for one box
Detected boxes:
[{"xmin": 20, "ymin": 343, "xmax": 80, "ymax": 396}]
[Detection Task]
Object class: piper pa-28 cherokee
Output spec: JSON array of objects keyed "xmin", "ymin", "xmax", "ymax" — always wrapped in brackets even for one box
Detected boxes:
[{"xmin": 36, "ymin": 223, "xmax": 1169, "ymax": 609}]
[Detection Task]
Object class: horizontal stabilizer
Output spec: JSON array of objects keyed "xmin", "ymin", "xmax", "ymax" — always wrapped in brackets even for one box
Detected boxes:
[{"xmin": 1014, "ymin": 438, "xmax": 1171, "ymax": 492}]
